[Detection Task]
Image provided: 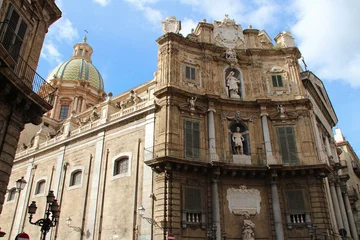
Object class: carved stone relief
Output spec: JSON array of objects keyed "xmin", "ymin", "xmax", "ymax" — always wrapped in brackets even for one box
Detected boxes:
[
  {"xmin": 213, "ymin": 15, "xmax": 245, "ymax": 49},
  {"xmin": 227, "ymin": 186, "xmax": 261, "ymax": 216},
  {"xmin": 162, "ymin": 16, "xmax": 181, "ymax": 34}
]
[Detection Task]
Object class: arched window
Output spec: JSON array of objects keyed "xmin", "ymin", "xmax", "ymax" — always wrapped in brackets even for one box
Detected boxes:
[
  {"xmin": 35, "ymin": 180, "xmax": 46, "ymax": 195},
  {"xmin": 7, "ymin": 188, "xmax": 16, "ymax": 201},
  {"xmin": 114, "ymin": 157, "xmax": 129, "ymax": 176},
  {"xmin": 70, "ymin": 170, "xmax": 82, "ymax": 186}
]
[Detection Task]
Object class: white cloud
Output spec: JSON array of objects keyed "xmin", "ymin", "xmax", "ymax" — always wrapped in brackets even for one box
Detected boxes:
[
  {"xmin": 180, "ymin": 18, "xmax": 197, "ymax": 36},
  {"xmin": 41, "ymin": 18, "xmax": 78, "ymax": 65},
  {"xmin": 93, "ymin": 0, "xmax": 111, "ymax": 7},
  {"xmin": 179, "ymin": 0, "xmax": 279, "ymax": 30},
  {"xmin": 124, "ymin": 0, "xmax": 163, "ymax": 27},
  {"xmin": 40, "ymin": 41, "xmax": 63, "ymax": 64},
  {"xmin": 49, "ymin": 18, "xmax": 79, "ymax": 43},
  {"xmin": 291, "ymin": 0, "xmax": 360, "ymax": 87}
]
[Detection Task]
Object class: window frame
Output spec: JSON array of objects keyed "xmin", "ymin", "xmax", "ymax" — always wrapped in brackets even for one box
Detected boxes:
[
  {"xmin": 68, "ymin": 166, "xmax": 85, "ymax": 190},
  {"xmin": 284, "ymin": 189, "xmax": 311, "ymax": 229},
  {"xmin": 184, "ymin": 119, "xmax": 201, "ymax": 160},
  {"xmin": 113, "ymin": 157, "xmax": 129, "ymax": 176},
  {"xmin": 185, "ymin": 66, "xmax": 196, "ymax": 80},
  {"xmin": 59, "ymin": 105, "xmax": 69, "ymax": 120},
  {"xmin": 1, "ymin": 3, "xmax": 28, "ymax": 60},
  {"xmin": 34, "ymin": 179, "xmax": 46, "ymax": 197},
  {"xmin": 182, "ymin": 186, "xmax": 206, "ymax": 229},
  {"xmin": 6, "ymin": 187, "xmax": 16, "ymax": 202},
  {"xmin": 277, "ymin": 126, "xmax": 299, "ymax": 165},
  {"xmin": 111, "ymin": 152, "xmax": 132, "ymax": 181},
  {"xmin": 271, "ymin": 74, "xmax": 284, "ymax": 88}
]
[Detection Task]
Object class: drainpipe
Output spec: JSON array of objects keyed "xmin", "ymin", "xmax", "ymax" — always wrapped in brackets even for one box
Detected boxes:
[
  {"xmin": 80, "ymin": 154, "xmax": 93, "ymax": 240},
  {"xmin": 53, "ymin": 162, "xmax": 69, "ymax": 239},
  {"xmin": 98, "ymin": 149, "xmax": 110, "ymax": 239},
  {"xmin": 132, "ymin": 139, "xmax": 141, "ymax": 240}
]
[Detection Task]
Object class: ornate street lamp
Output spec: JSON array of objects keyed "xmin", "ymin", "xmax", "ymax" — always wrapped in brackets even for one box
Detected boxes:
[
  {"xmin": 65, "ymin": 217, "xmax": 83, "ymax": 234},
  {"xmin": 27, "ymin": 190, "xmax": 60, "ymax": 240},
  {"xmin": 8, "ymin": 177, "xmax": 27, "ymax": 239},
  {"xmin": 137, "ymin": 205, "xmax": 162, "ymax": 229}
]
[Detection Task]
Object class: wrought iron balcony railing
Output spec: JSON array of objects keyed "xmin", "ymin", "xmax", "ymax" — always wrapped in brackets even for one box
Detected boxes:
[{"xmin": 0, "ymin": 21, "xmax": 56, "ymax": 104}]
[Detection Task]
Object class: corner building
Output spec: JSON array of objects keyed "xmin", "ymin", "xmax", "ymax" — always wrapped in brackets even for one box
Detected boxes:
[
  {"xmin": 1, "ymin": 16, "xmax": 356, "ymax": 240},
  {"xmin": 0, "ymin": 0, "xmax": 61, "ymax": 214}
]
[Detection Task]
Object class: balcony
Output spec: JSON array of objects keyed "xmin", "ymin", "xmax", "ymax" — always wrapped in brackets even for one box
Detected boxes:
[{"xmin": 0, "ymin": 21, "xmax": 55, "ymax": 106}]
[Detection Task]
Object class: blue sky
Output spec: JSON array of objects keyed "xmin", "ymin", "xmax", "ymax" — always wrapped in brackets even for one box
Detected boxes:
[{"xmin": 39, "ymin": 0, "xmax": 360, "ymax": 154}]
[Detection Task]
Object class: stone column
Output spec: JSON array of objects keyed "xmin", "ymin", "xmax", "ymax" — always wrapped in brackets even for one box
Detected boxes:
[
  {"xmin": 336, "ymin": 182, "xmax": 351, "ymax": 235},
  {"xmin": 73, "ymin": 96, "xmax": 79, "ymax": 112},
  {"xmin": 50, "ymin": 95, "xmax": 59, "ymax": 118},
  {"xmin": 212, "ymin": 172, "xmax": 221, "ymax": 240},
  {"xmin": 260, "ymin": 112, "xmax": 276, "ymax": 164},
  {"xmin": 343, "ymin": 190, "xmax": 359, "ymax": 240},
  {"xmin": 208, "ymin": 107, "xmax": 219, "ymax": 161},
  {"xmin": 270, "ymin": 172, "xmax": 284, "ymax": 240},
  {"xmin": 329, "ymin": 174, "xmax": 344, "ymax": 231}
]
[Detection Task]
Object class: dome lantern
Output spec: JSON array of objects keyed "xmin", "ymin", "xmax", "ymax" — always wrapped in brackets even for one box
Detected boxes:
[{"xmin": 71, "ymin": 35, "xmax": 94, "ymax": 63}]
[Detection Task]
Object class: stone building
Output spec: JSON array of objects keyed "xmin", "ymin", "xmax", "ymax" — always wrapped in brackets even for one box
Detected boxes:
[
  {"xmin": 335, "ymin": 128, "xmax": 360, "ymax": 236},
  {"xmin": 1, "ymin": 15, "xmax": 358, "ymax": 240},
  {"xmin": 0, "ymin": 0, "xmax": 61, "ymax": 214}
]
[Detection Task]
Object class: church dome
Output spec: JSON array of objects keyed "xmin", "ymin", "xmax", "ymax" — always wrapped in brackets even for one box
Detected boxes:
[{"xmin": 46, "ymin": 37, "xmax": 104, "ymax": 91}]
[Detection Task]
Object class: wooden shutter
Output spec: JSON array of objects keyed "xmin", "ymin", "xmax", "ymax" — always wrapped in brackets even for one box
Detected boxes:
[
  {"xmin": 277, "ymin": 75, "xmax": 284, "ymax": 87},
  {"xmin": 185, "ymin": 66, "xmax": 190, "ymax": 79},
  {"xmin": 184, "ymin": 120, "xmax": 200, "ymax": 159},
  {"xmin": 185, "ymin": 187, "xmax": 202, "ymax": 211},
  {"xmin": 191, "ymin": 67, "xmax": 196, "ymax": 80},
  {"xmin": 286, "ymin": 190, "xmax": 305, "ymax": 212},
  {"xmin": 272, "ymin": 75, "xmax": 278, "ymax": 87},
  {"xmin": 278, "ymin": 126, "xmax": 298, "ymax": 164},
  {"xmin": 193, "ymin": 121, "xmax": 200, "ymax": 158}
]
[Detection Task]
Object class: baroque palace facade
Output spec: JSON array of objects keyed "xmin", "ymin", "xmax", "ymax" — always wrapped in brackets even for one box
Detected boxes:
[
  {"xmin": 1, "ymin": 15, "xmax": 359, "ymax": 240},
  {"xmin": 0, "ymin": 0, "xmax": 61, "ymax": 215}
]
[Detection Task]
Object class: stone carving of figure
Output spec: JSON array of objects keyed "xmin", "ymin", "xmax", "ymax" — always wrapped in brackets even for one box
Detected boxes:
[
  {"xmin": 226, "ymin": 71, "xmax": 240, "ymax": 98},
  {"xmin": 89, "ymin": 107, "xmax": 99, "ymax": 122},
  {"xmin": 278, "ymin": 104, "xmax": 285, "ymax": 118},
  {"xmin": 188, "ymin": 96, "xmax": 197, "ymax": 111},
  {"xmin": 232, "ymin": 127, "xmax": 245, "ymax": 155},
  {"xmin": 242, "ymin": 213, "xmax": 255, "ymax": 240}
]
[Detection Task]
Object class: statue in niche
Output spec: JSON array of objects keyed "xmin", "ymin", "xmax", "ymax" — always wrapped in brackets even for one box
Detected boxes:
[
  {"xmin": 242, "ymin": 212, "xmax": 255, "ymax": 240},
  {"xmin": 278, "ymin": 104, "xmax": 286, "ymax": 118},
  {"xmin": 187, "ymin": 96, "xmax": 197, "ymax": 111},
  {"xmin": 226, "ymin": 71, "xmax": 241, "ymax": 99},
  {"xmin": 232, "ymin": 126, "xmax": 245, "ymax": 155}
]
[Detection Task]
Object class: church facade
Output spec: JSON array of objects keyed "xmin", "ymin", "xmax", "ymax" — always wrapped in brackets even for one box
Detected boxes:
[{"xmin": 0, "ymin": 16, "xmax": 358, "ymax": 240}]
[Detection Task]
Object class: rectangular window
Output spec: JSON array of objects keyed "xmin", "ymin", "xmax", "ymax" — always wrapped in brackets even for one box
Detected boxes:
[
  {"xmin": 277, "ymin": 126, "xmax": 298, "ymax": 164},
  {"xmin": 1, "ymin": 4, "xmax": 28, "ymax": 60},
  {"xmin": 272, "ymin": 75, "xmax": 284, "ymax": 87},
  {"xmin": 182, "ymin": 187, "xmax": 205, "ymax": 228},
  {"xmin": 184, "ymin": 120, "xmax": 200, "ymax": 159},
  {"xmin": 285, "ymin": 190, "xmax": 310, "ymax": 225},
  {"xmin": 59, "ymin": 105, "xmax": 69, "ymax": 120},
  {"xmin": 185, "ymin": 66, "xmax": 196, "ymax": 80}
]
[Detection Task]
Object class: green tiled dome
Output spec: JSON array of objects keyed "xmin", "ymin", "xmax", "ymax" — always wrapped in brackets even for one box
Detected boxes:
[{"xmin": 46, "ymin": 58, "xmax": 104, "ymax": 91}]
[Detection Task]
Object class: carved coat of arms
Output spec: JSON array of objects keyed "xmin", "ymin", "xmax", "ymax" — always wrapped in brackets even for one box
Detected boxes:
[
  {"xmin": 162, "ymin": 16, "xmax": 181, "ymax": 34},
  {"xmin": 213, "ymin": 15, "xmax": 245, "ymax": 49}
]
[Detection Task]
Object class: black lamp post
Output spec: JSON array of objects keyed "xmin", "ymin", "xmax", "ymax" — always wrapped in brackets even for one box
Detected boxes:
[
  {"xmin": 27, "ymin": 190, "xmax": 60, "ymax": 240},
  {"xmin": 8, "ymin": 176, "xmax": 27, "ymax": 239}
]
